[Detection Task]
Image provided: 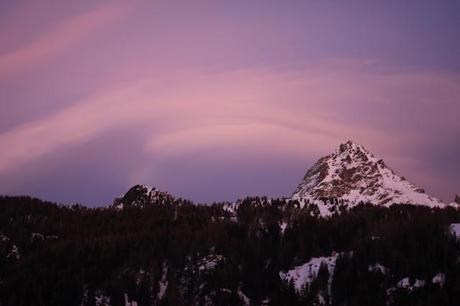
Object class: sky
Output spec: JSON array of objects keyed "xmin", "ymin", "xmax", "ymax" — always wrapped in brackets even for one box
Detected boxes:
[{"xmin": 0, "ymin": 0, "xmax": 459, "ymax": 206}]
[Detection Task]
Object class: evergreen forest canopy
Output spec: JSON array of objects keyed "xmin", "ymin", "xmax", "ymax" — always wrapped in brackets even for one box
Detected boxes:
[{"xmin": 1, "ymin": 194, "xmax": 460, "ymax": 306}]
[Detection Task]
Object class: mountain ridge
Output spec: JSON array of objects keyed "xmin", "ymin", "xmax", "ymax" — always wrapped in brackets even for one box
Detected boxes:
[{"xmin": 112, "ymin": 141, "xmax": 450, "ymax": 217}]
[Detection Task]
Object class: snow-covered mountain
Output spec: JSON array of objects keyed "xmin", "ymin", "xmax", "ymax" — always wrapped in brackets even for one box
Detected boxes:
[
  {"xmin": 292, "ymin": 141, "xmax": 446, "ymax": 215},
  {"xmin": 113, "ymin": 184, "xmax": 175, "ymax": 209}
]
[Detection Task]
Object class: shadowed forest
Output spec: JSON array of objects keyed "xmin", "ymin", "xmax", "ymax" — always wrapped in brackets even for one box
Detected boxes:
[{"xmin": 1, "ymin": 193, "xmax": 460, "ymax": 306}]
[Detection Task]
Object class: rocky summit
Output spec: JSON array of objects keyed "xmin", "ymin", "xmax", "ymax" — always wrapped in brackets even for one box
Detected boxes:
[{"xmin": 292, "ymin": 141, "xmax": 445, "ymax": 216}]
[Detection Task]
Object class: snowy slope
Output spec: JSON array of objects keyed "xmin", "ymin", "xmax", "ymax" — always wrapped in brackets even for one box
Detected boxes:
[
  {"xmin": 292, "ymin": 141, "xmax": 446, "ymax": 216},
  {"xmin": 279, "ymin": 253, "xmax": 339, "ymax": 292}
]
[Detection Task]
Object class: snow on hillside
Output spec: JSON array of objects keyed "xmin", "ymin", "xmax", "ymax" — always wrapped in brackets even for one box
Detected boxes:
[
  {"xmin": 197, "ymin": 254, "xmax": 225, "ymax": 273},
  {"xmin": 292, "ymin": 141, "xmax": 446, "ymax": 216},
  {"xmin": 6, "ymin": 244, "xmax": 20, "ymax": 260},
  {"xmin": 387, "ymin": 277, "xmax": 426, "ymax": 295},
  {"xmin": 157, "ymin": 261, "xmax": 168, "ymax": 300},
  {"xmin": 368, "ymin": 263, "xmax": 387, "ymax": 274},
  {"xmin": 279, "ymin": 253, "xmax": 342, "ymax": 292},
  {"xmin": 94, "ymin": 291, "xmax": 111, "ymax": 306},
  {"xmin": 432, "ymin": 273, "xmax": 446, "ymax": 287},
  {"xmin": 123, "ymin": 293, "xmax": 138, "ymax": 306}
]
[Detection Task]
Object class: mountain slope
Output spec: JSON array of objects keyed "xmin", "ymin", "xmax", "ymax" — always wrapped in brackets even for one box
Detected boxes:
[{"xmin": 292, "ymin": 141, "xmax": 445, "ymax": 215}]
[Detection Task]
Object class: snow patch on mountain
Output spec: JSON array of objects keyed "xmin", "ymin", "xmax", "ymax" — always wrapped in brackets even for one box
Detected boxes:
[
  {"xmin": 197, "ymin": 254, "xmax": 225, "ymax": 273},
  {"xmin": 279, "ymin": 222, "xmax": 288, "ymax": 235},
  {"xmin": 387, "ymin": 277, "xmax": 426, "ymax": 295},
  {"xmin": 279, "ymin": 252, "xmax": 343, "ymax": 292},
  {"xmin": 432, "ymin": 273, "xmax": 446, "ymax": 287},
  {"xmin": 157, "ymin": 261, "xmax": 168, "ymax": 300},
  {"xmin": 31, "ymin": 232, "xmax": 45, "ymax": 241},
  {"xmin": 94, "ymin": 290, "xmax": 112, "ymax": 306},
  {"xmin": 6, "ymin": 245, "xmax": 20, "ymax": 260},
  {"xmin": 223, "ymin": 202, "xmax": 238, "ymax": 214},
  {"xmin": 123, "ymin": 293, "xmax": 138, "ymax": 306},
  {"xmin": 237, "ymin": 287, "xmax": 251, "ymax": 306},
  {"xmin": 368, "ymin": 263, "xmax": 387, "ymax": 274}
]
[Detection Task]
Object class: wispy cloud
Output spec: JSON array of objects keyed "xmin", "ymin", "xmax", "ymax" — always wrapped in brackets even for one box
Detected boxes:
[
  {"xmin": 2, "ymin": 62, "xmax": 458, "ymax": 182},
  {"xmin": 0, "ymin": 3, "xmax": 130, "ymax": 77}
]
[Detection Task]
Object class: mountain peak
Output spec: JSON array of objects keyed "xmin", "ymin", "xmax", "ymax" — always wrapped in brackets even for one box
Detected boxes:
[
  {"xmin": 292, "ymin": 142, "xmax": 445, "ymax": 215},
  {"xmin": 112, "ymin": 184, "xmax": 175, "ymax": 209},
  {"xmin": 337, "ymin": 140, "xmax": 370, "ymax": 155}
]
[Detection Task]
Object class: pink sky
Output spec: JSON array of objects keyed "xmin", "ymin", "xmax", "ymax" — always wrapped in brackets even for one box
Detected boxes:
[{"xmin": 0, "ymin": 1, "xmax": 459, "ymax": 205}]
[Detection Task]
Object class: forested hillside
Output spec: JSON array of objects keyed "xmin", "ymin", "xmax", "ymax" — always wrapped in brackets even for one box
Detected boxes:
[{"xmin": 1, "ymin": 194, "xmax": 460, "ymax": 306}]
